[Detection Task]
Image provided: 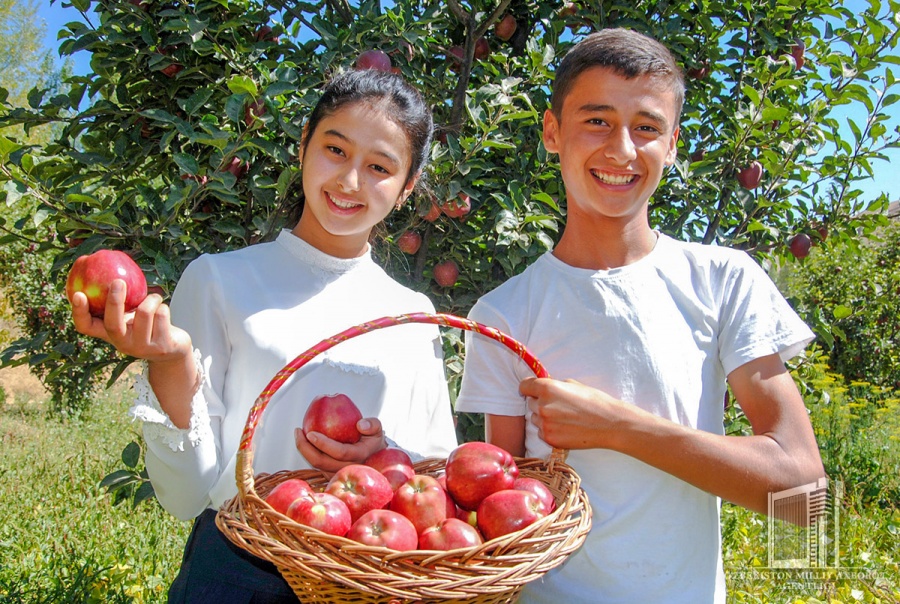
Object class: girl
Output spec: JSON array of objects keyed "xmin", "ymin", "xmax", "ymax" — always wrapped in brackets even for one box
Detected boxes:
[{"xmin": 70, "ymin": 69, "xmax": 458, "ymax": 602}]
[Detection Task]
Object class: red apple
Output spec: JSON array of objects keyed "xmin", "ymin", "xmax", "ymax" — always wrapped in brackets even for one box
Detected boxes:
[
  {"xmin": 160, "ymin": 63, "xmax": 183, "ymax": 78},
  {"xmin": 444, "ymin": 441, "xmax": 519, "ymax": 511},
  {"xmin": 419, "ymin": 518, "xmax": 484, "ymax": 551},
  {"xmin": 364, "ymin": 447, "xmax": 416, "ymax": 492},
  {"xmin": 815, "ymin": 224, "xmax": 828, "ymax": 241},
  {"xmin": 436, "ymin": 474, "xmax": 461, "ymax": 519},
  {"xmin": 513, "ymin": 477, "xmax": 556, "ymax": 514},
  {"xmin": 495, "ymin": 14, "xmax": 517, "ymax": 41},
  {"xmin": 346, "ymin": 509, "xmax": 418, "ymax": 551},
  {"xmin": 433, "ymin": 260, "xmax": 459, "ymax": 288},
  {"xmin": 688, "ymin": 64, "xmax": 709, "ymax": 80},
  {"xmin": 302, "ymin": 393, "xmax": 363, "ymax": 444},
  {"xmin": 286, "ymin": 491, "xmax": 352, "ymax": 537},
  {"xmin": 441, "ymin": 193, "xmax": 471, "ymax": 219},
  {"xmin": 421, "ymin": 200, "xmax": 442, "ymax": 222},
  {"xmin": 325, "ymin": 463, "xmax": 394, "ymax": 523},
  {"xmin": 477, "ymin": 489, "xmax": 547, "ymax": 541},
  {"xmin": 788, "ymin": 233, "xmax": 812, "ymax": 259},
  {"xmin": 559, "ymin": 2, "xmax": 577, "ymax": 17},
  {"xmin": 66, "ymin": 250, "xmax": 148, "ymax": 318},
  {"xmin": 226, "ymin": 157, "xmax": 250, "ymax": 180},
  {"xmin": 447, "ymin": 46, "xmax": 465, "ymax": 72},
  {"xmin": 396, "ymin": 231, "xmax": 422, "ymax": 255},
  {"xmin": 265, "ymin": 478, "xmax": 314, "ymax": 516},
  {"xmin": 474, "ymin": 37, "xmax": 490, "ymax": 61},
  {"xmin": 244, "ymin": 99, "xmax": 266, "ymax": 127},
  {"xmin": 391, "ymin": 475, "xmax": 448, "ymax": 535},
  {"xmin": 254, "ymin": 25, "xmax": 279, "ymax": 43},
  {"xmin": 356, "ymin": 49, "xmax": 392, "ymax": 72},
  {"xmin": 790, "ymin": 38, "xmax": 805, "ymax": 70},
  {"xmin": 737, "ymin": 161, "xmax": 763, "ymax": 189}
]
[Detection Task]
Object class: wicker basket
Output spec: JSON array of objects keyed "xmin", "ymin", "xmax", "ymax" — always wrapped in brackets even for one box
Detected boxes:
[{"xmin": 216, "ymin": 312, "xmax": 592, "ymax": 603}]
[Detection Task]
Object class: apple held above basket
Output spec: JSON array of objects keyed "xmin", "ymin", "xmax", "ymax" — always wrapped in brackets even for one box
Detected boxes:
[{"xmin": 216, "ymin": 312, "xmax": 592, "ymax": 603}]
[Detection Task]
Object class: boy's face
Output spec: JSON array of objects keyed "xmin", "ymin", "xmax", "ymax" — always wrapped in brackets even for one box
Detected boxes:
[{"xmin": 543, "ymin": 66, "xmax": 680, "ymax": 226}]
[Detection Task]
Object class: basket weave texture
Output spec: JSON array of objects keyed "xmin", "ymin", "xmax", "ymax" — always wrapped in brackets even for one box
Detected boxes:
[{"xmin": 216, "ymin": 313, "xmax": 592, "ymax": 603}]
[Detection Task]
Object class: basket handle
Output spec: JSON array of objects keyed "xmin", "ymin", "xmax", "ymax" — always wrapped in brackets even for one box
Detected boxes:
[{"xmin": 236, "ymin": 312, "xmax": 568, "ymax": 499}]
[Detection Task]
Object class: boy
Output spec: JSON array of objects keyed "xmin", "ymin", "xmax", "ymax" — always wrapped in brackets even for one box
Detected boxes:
[{"xmin": 455, "ymin": 28, "xmax": 824, "ymax": 603}]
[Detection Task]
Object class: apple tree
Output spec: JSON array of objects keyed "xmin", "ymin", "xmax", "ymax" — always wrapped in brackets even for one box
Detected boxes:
[{"xmin": 0, "ymin": 0, "xmax": 897, "ymax": 433}]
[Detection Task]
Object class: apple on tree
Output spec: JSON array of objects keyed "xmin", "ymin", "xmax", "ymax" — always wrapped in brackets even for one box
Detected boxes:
[
  {"xmin": 346, "ymin": 509, "xmax": 418, "ymax": 551},
  {"xmin": 421, "ymin": 199, "xmax": 442, "ymax": 222},
  {"xmin": 396, "ymin": 231, "xmax": 422, "ymax": 255},
  {"xmin": 418, "ymin": 518, "xmax": 484, "ymax": 551},
  {"xmin": 390, "ymin": 475, "xmax": 448, "ymax": 535},
  {"xmin": 737, "ymin": 161, "xmax": 763, "ymax": 189},
  {"xmin": 325, "ymin": 463, "xmax": 394, "ymax": 523},
  {"xmin": 356, "ymin": 49, "xmax": 392, "ymax": 72},
  {"xmin": 433, "ymin": 260, "xmax": 459, "ymax": 288},
  {"xmin": 788, "ymin": 233, "xmax": 812, "ymax": 259},
  {"xmin": 444, "ymin": 441, "xmax": 519, "ymax": 511},
  {"xmin": 477, "ymin": 489, "xmax": 548, "ymax": 541},
  {"xmin": 474, "ymin": 37, "xmax": 490, "ymax": 61},
  {"xmin": 302, "ymin": 393, "xmax": 363, "ymax": 444},
  {"xmin": 286, "ymin": 492, "xmax": 352, "ymax": 537},
  {"xmin": 66, "ymin": 250, "xmax": 148, "ymax": 318},
  {"xmin": 441, "ymin": 193, "xmax": 471, "ymax": 219},
  {"xmin": 265, "ymin": 478, "xmax": 314, "ymax": 516},
  {"xmin": 790, "ymin": 38, "xmax": 805, "ymax": 69},
  {"xmin": 495, "ymin": 14, "xmax": 517, "ymax": 41}
]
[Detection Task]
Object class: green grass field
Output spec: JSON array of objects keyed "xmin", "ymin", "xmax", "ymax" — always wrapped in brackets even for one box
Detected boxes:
[{"xmin": 0, "ymin": 383, "xmax": 897, "ymax": 603}]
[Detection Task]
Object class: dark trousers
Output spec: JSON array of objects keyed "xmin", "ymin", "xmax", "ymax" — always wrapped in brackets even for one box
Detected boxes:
[{"xmin": 167, "ymin": 508, "xmax": 298, "ymax": 603}]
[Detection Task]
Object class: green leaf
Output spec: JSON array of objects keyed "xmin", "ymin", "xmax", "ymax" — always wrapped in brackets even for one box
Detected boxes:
[
  {"xmin": 122, "ymin": 441, "xmax": 142, "ymax": 468},
  {"xmin": 833, "ymin": 305, "xmax": 853, "ymax": 319},
  {"xmin": 100, "ymin": 470, "xmax": 138, "ymax": 490},
  {"xmin": 227, "ymin": 76, "xmax": 259, "ymax": 97},
  {"xmin": 173, "ymin": 153, "xmax": 200, "ymax": 175},
  {"xmin": 133, "ymin": 481, "xmax": 156, "ymax": 507}
]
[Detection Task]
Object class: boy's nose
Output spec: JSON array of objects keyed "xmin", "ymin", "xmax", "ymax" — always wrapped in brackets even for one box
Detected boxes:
[{"xmin": 604, "ymin": 127, "xmax": 637, "ymax": 163}]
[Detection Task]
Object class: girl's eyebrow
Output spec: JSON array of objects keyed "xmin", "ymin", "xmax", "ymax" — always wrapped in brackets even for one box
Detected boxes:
[
  {"xmin": 577, "ymin": 103, "xmax": 670, "ymax": 131},
  {"xmin": 322, "ymin": 128, "xmax": 402, "ymax": 169}
]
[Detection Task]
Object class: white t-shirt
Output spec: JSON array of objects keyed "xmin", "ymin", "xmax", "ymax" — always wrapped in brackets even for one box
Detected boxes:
[
  {"xmin": 455, "ymin": 233, "xmax": 814, "ymax": 604},
  {"xmin": 131, "ymin": 230, "xmax": 458, "ymax": 520}
]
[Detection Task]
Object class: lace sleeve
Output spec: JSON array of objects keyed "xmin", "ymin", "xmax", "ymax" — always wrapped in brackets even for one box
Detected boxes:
[{"xmin": 129, "ymin": 348, "xmax": 213, "ymax": 452}]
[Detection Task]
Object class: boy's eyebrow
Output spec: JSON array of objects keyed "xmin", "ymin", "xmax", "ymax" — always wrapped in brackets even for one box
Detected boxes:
[
  {"xmin": 577, "ymin": 103, "xmax": 671, "ymax": 132},
  {"xmin": 322, "ymin": 128, "xmax": 402, "ymax": 168}
]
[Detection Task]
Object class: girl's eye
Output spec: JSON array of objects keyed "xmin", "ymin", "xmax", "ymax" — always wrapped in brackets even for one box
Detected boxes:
[
  {"xmin": 370, "ymin": 164, "xmax": 390, "ymax": 175},
  {"xmin": 327, "ymin": 145, "xmax": 345, "ymax": 156}
]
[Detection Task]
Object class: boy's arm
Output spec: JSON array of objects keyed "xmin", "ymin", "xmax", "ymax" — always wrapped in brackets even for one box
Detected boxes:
[
  {"xmin": 519, "ymin": 352, "xmax": 824, "ymax": 515},
  {"xmin": 485, "ymin": 414, "xmax": 527, "ymax": 457}
]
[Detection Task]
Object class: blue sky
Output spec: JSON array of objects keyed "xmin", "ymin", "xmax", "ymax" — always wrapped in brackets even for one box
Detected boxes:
[{"xmin": 37, "ymin": 1, "xmax": 898, "ymax": 204}]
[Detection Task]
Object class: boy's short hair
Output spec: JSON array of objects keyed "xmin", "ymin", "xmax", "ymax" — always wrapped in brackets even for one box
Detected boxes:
[{"xmin": 550, "ymin": 28, "xmax": 686, "ymax": 128}]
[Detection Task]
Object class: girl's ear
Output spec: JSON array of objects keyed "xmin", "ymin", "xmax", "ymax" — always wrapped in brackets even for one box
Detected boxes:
[
  {"xmin": 298, "ymin": 122, "xmax": 311, "ymax": 162},
  {"xmin": 399, "ymin": 170, "xmax": 421, "ymax": 203}
]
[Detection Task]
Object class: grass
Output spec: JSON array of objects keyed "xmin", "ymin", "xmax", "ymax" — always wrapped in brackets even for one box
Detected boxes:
[
  {"xmin": 0, "ymin": 382, "xmax": 897, "ymax": 603},
  {"xmin": 0, "ymin": 383, "xmax": 189, "ymax": 604}
]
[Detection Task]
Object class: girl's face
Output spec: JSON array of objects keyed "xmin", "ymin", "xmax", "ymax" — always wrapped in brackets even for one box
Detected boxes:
[{"xmin": 293, "ymin": 101, "xmax": 416, "ymax": 258}]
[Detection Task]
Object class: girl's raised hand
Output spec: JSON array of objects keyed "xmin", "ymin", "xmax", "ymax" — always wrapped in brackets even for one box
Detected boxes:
[
  {"xmin": 70, "ymin": 278, "xmax": 192, "ymax": 364},
  {"xmin": 294, "ymin": 418, "xmax": 387, "ymax": 473}
]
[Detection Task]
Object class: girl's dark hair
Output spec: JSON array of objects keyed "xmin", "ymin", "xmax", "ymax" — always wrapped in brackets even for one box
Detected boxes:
[
  {"xmin": 551, "ymin": 28, "xmax": 686, "ymax": 127},
  {"xmin": 302, "ymin": 69, "xmax": 434, "ymax": 183}
]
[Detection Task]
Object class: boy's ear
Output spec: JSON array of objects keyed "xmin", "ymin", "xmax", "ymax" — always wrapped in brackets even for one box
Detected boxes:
[
  {"xmin": 664, "ymin": 126, "xmax": 681, "ymax": 166},
  {"xmin": 543, "ymin": 109, "xmax": 560, "ymax": 154}
]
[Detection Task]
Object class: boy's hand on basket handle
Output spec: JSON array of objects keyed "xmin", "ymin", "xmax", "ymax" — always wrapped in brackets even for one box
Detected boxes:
[{"xmin": 294, "ymin": 418, "xmax": 387, "ymax": 473}]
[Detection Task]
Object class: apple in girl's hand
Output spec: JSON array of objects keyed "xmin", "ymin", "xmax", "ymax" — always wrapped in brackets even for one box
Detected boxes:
[
  {"xmin": 444, "ymin": 442, "xmax": 519, "ymax": 511},
  {"xmin": 513, "ymin": 477, "xmax": 556, "ymax": 514},
  {"xmin": 65, "ymin": 250, "xmax": 148, "ymax": 318},
  {"xmin": 364, "ymin": 447, "xmax": 416, "ymax": 492},
  {"xmin": 286, "ymin": 492, "xmax": 352, "ymax": 537},
  {"xmin": 346, "ymin": 509, "xmax": 418, "ymax": 551},
  {"xmin": 390, "ymin": 475, "xmax": 448, "ymax": 535},
  {"xmin": 265, "ymin": 478, "xmax": 314, "ymax": 515},
  {"xmin": 302, "ymin": 393, "xmax": 363, "ymax": 444},
  {"xmin": 325, "ymin": 464, "xmax": 394, "ymax": 523},
  {"xmin": 419, "ymin": 518, "xmax": 484, "ymax": 551},
  {"xmin": 477, "ymin": 489, "xmax": 547, "ymax": 541}
]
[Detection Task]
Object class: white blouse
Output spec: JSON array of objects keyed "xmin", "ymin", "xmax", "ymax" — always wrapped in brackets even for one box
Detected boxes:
[{"xmin": 131, "ymin": 230, "xmax": 458, "ymax": 520}]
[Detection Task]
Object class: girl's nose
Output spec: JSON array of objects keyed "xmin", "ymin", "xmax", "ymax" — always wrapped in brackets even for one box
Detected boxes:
[{"xmin": 337, "ymin": 165, "xmax": 361, "ymax": 192}]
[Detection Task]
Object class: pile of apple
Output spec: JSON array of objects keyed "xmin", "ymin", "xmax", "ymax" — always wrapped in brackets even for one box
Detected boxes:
[{"xmin": 266, "ymin": 394, "xmax": 556, "ymax": 552}]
